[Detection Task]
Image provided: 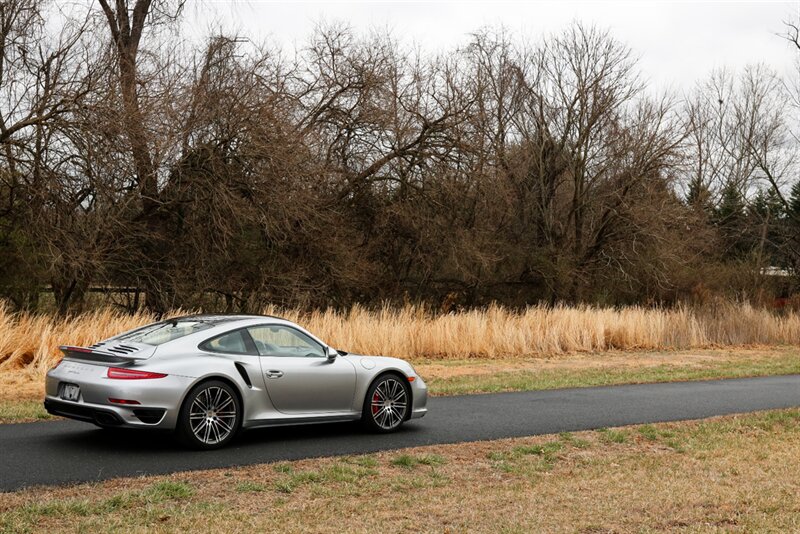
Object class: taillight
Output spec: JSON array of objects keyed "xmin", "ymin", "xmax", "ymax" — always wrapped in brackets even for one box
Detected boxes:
[
  {"xmin": 107, "ymin": 367, "xmax": 167, "ymax": 380},
  {"xmin": 108, "ymin": 398, "xmax": 141, "ymax": 405}
]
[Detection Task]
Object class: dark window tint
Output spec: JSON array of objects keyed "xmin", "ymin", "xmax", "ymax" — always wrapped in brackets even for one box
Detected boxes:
[{"xmin": 201, "ymin": 330, "xmax": 252, "ymax": 354}]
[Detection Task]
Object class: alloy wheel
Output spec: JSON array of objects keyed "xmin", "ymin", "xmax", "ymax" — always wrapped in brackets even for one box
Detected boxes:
[
  {"xmin": 370, "ymin": 377, "xmax": 408, "ymax": 430},
  {"xmin": 189, "ymin": 385, "xmax": 237, "ymax": 445}
]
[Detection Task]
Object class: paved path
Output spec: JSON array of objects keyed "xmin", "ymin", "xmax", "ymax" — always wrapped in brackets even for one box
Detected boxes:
[{"xmin": 1, "ymin": 375, "xmax": 798, "ymax": 491}]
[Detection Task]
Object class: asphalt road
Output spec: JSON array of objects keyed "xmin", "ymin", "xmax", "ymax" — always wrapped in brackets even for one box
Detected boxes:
[{"xmin": 2, "ymin": 375, "xmax": 799, "ymax": 492}]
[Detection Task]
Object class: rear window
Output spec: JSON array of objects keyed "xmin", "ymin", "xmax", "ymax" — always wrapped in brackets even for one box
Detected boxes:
[{"xmin": 117, "ymin": 321, "xmax": 213, "ymax": 346}]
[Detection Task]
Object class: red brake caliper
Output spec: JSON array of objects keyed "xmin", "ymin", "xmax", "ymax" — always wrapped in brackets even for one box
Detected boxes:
[{"xmin": 371, "ymin": 392, "xmax": 380, "ymax": 415}]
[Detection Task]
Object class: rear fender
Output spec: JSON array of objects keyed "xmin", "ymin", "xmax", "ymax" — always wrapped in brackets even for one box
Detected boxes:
[{"xmin": 161, "ymin": 355, "xmax": 277, "ymax": 423}]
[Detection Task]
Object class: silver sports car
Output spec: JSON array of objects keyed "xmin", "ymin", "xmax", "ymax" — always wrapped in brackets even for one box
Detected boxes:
[{"xmin": 44, "ymin": 315, "xmax": 427, "ymax": 449}]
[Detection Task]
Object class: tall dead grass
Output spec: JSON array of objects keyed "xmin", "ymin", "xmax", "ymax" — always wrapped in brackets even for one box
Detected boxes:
[
  {"xmin": 0, "ymin": 308, "xmax": 158, "ymax": 380},
  {"xmin": 287, "ymin": 303, "xmax": 800, "ymax": 359},
  {"xmin": 0, "ymin": 302, "xmax": 798, "ymax": 383}
]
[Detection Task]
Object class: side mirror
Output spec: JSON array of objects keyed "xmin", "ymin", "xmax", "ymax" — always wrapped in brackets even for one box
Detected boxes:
[{"xmin": 326, "ymin": 347, "xmax": 338, "ymax": 362}]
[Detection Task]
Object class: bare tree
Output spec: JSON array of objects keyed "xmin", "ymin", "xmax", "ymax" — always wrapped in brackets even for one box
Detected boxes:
[
  {"xmin": 96, "ymin": 0, "xmax": 185, "ymax": 212},
  {"xmin": 0, "ymin": 1, "xmax": 98, "ymax": 311}
]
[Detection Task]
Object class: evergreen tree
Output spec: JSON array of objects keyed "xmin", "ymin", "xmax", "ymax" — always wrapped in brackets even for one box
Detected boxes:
[
  {"xmin": 715, "ymin": 182, "xmax": 749, "ymax": 259},
  {"xmin": 748, "ymin": 187, "xmax": 787, "ymax": 268},
  {"xmin": 789, "ymin": 179, "xmax": 800, "ymax": 222},
  {"xmin": 749, "ymin": 188, "xmax": 785, "ymax": 220},
  {"xmin": 784, "ymin": 180, "xmax": 800, "ymax": 280},
  {"xmin": 716, "ymin": 182, "xmax": 746, "ymax": 224}
]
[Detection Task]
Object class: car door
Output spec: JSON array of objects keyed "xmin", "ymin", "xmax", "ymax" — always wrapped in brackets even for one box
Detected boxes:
[{"xmin": 247, "ymin": 324, "xmax": 356, "ymax": 415}]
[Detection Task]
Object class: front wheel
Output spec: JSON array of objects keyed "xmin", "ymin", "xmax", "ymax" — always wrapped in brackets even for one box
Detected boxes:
[
  {"xmin": 177, "ymin": 380, "xmax": 242, "ymax": 450},
  {"xmin": 362, "ymin": 374, "xmax": 410, "ymax": 433}
]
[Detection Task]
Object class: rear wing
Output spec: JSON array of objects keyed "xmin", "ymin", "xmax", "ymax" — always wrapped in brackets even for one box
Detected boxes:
[{"xmin": 59, "ymin": 344, "xmax": 156, "ymax": 364}]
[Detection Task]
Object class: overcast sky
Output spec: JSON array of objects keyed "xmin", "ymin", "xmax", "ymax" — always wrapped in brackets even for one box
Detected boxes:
[{"xmin": 187, "ymin": 1, "xmax": 800, "ymax": 93}]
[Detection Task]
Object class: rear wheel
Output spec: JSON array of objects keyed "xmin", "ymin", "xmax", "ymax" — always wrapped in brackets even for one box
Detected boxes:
[
  {"xmin": 177, "ymin": 380, "xmax": 241, "ymax": 450},
  {"xmin": 362, "ymin": 374, "xmax": 409, "ymax": 433}
]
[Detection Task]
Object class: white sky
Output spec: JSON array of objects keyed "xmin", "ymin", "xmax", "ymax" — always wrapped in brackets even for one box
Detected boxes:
[{"xmin": 187, "ymin": 1, "xmax": 800, "ymax": 92}]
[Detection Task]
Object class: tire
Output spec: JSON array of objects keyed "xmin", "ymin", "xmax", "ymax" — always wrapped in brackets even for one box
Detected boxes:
[
  {"xmin": 177, "ymin": 380, "xmax": 242, "ymax": 450},
  {"xmin": 362, "ymin": 374, "xmax": 410, "ymax": 433}
]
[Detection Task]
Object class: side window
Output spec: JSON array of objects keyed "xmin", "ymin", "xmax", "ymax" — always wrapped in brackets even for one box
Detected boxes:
[
  {"xmin": 200, "ymin": 329, "xmax": 252, "ymax": 355},
  {"xmin": 248, "ymin": 325, "xmax": 325, "ymax": 358}
]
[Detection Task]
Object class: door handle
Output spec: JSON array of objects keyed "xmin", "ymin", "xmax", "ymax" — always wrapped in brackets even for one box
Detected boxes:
[{"xmin": 265, "ymin": 370, "xmax": 284, "ymax": 379}]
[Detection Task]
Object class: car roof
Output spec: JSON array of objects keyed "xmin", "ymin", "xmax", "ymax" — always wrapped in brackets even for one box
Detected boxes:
[
  {"xmin": 169, "ymin": 313, "xmax": 286, "ymax": 324},
  {"xmin": 145, "ymin": 314, "xmax": 328, "ymax": 352},
  {"xmin": 157, "ymin": 314, "xmax": 299, "ymax": 339}
]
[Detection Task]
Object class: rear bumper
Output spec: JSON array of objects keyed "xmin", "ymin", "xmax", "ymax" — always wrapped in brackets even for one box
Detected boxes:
[
  {"xmin": 44, "ymin": 397, "xmax": 170, "ymax": 428},
  {"xmin": 45, "ymin": 361, "xmax": 191, "ymax": 429},
  {"xmin": 44, "ymin": 398, "xmax": 125, "ymax": 426}
]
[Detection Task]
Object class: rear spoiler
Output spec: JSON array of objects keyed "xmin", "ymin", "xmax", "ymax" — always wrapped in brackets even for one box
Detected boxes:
[{"xmin": 59, "ymin": 345, "xmax": 153, "ymax": 364}]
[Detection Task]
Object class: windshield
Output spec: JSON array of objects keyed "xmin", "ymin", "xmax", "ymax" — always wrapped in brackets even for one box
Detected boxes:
[{"xmin": 116, "ymin": 321, "xmax": 213, "ymax": 346}]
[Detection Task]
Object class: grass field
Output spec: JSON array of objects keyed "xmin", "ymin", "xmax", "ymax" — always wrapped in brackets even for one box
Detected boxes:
[
  {"xmin": 2, "ymin": 409, "xmax": 800, "ymax": 532},
  {"xmin": 1, "ymin": 305, "xmax": 797, "ymax": 530},
  {"xmin": 2, "ymin": 346, "xmax": 798, "ymax": 423},
  {"xmin": 0, "ymin": 303, "xmax": 797, "ymax": 423},
  {"xmin": 418, "ymin": 346, "xmax": 800, "ymax": 395},
  {"xmin": 1, "ymin": 302, "xmax": 799, "ymax": 375}
]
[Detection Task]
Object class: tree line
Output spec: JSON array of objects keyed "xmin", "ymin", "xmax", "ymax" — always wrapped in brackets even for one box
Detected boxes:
[{"xmin": 0, "ymin": 0, "xmax": 799, "ymax": 314}]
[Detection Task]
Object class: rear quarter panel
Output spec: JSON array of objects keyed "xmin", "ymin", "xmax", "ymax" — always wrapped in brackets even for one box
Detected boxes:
[{"xmin": 149, "ymin": 352, "xmax": 280, "ymax": 424}]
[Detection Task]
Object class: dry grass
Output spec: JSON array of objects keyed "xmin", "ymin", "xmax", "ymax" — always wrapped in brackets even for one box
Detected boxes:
[
  {"xmin": 287, "ymin": 302, "xmax": 800, "ymax": 359},
  {"xmin": 0, "ymin": 302, "xmax": 797, "ymax": 386},
  {"xmin": 3, "ymin": 409, "xmax": 800, "ymax": 532},
  {"xmin": 0, "ymin": 307, "xmax": 157, "ymax": 376}
]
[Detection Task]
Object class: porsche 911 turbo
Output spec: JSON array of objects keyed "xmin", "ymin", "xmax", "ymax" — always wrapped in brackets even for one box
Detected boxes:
[{"xmin": 44, "ymin": 315, "xmax": 427, "ymax": 449}]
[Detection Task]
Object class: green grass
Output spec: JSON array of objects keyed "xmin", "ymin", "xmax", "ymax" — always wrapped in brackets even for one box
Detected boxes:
[
  {"xmin": 558, "ymin": 431, "xmax": 591, "ymax": 448},
  {"xmin": 0, "ymin": 481, "xmax": 194, "ymax": 534},
  {"xmin": 390, "ymin": 453, "xmax": 445, "ymax": 469},
  {"xmin": 637, "ymin": 424, "xmax": 659, "ymax": 441},
  {"xmin": 597, "ymin": 428, "xmax": 628, "ymax": 444},
  {"xmin": 0, "ymin": 400, "xmax": 53, "ymax": 423},
  {"xmin": 346, "ymin": 455, "xmax": 379, "ymax": 468},
  {"xmin": 272, "ymin": 463, "xmax": 294, "ymax": 474},
  {"xmin": 425, "ymin": 354, "xmax": 800, "ymax": 396},
  {"xmin": 271, "ymin": 458, "xmax": 378, "ymax": 494},
  {"xmin": 488, "ymin": 439, "xmax": 567, "ymax": 474},
  {"xmin": 235, "ymin": 481, "xmax": 267, "ymax": 493}
]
